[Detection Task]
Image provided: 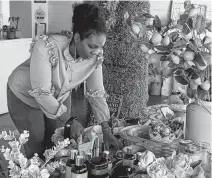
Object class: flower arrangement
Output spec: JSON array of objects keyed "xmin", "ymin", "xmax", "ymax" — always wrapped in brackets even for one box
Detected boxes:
[
  {"xmin": 0, "ymin": 130, "xmax": 70, "ymax": 178},
  {"xmin": 125, "ymin": 1, "xmax": 211, "ymax": 103}
]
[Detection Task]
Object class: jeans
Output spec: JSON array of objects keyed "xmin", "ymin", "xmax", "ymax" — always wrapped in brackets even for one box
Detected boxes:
[{"xmin": 7, "ymin": 85, "xmax": 71, "ymax": 159}]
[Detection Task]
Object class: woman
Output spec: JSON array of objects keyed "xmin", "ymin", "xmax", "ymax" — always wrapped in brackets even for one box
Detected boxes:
[{"xmin": 7, "ymin": 3, "xmax": 121, "ymax": 159}]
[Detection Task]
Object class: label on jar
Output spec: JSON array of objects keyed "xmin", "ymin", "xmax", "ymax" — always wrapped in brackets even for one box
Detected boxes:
[
  {"xmin": 123, "ymin": 159, "xmax": 133, "ymax": 168},
  {"xmin": 90, "ymin": 167, "xmax": 108, "ymax": 176},
  {"xmin": 72, "ymin": 172, "xmax": 88, "ymax": 178}
]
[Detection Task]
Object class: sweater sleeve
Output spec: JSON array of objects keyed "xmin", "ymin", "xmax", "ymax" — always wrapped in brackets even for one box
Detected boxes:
[
  {"xmin": 28, "ymin": 35, "xmax": 67, "ymax": 119},
  {"xmin": 85, "ymin": 64, "xmax": 110, "ymax": 124}
]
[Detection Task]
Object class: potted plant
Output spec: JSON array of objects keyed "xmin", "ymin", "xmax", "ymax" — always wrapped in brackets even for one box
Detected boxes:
[
  {"xmin": 8, "ymin": 16, "xmax": 23, "ymax": 38},
  {"xmin": 2, "ymin": 25, "xmax": 8, "ymax": 39},
  {"xmin": 7, "ymin": 26, "xmax": 16, "ymax": 39},
  {"xmin": 148, "ymin": 62, "xmax": 163, "ymax": 96},
  {"xmin": 125, "ymin": 1, "xmax": 211, "ymax": 144}
]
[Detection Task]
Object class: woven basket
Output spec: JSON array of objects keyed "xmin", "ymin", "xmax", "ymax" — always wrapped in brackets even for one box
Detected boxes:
[{"xmin": 120, "ymin": 125, "xmax": 181, "ymax": 158}]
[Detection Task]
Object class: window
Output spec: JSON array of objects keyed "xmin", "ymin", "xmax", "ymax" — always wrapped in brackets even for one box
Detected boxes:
[{"xmin": 0, "ymin": 0, "xmax": 10, "ymax": 28}]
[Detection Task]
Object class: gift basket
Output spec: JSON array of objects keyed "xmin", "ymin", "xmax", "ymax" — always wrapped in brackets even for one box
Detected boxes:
[{"xmin": 120, "ymin": 105, "xmax": 184, "ymax": 158}]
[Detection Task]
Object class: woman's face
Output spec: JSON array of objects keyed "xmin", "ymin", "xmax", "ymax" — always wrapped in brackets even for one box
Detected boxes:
[{"xmin": 76, "ymin": 33, "xmax": 106, "ymax": 59}]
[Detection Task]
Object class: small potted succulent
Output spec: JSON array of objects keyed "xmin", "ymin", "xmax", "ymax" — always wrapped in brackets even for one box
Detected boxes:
[
  {"xmin": 2, "ymin": 25, "xmax": 8, "ymax": 39},
  {"xmin": 7, "ymin": 26, "xmax": 16, "ymax": 39}
]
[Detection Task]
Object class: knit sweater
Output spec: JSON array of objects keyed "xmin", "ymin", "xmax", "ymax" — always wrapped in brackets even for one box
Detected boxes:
[{"xmin": 8, "ymin": 34, "xmax": 110, "ymax": 123}]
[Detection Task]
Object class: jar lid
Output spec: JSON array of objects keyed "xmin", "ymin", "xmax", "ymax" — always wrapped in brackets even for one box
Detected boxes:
[
  {"xmin": 185, "ymin": 145, "xmax": 200, "ymax": 154},
  {"xmin": 180, "ymin": 139, "xmax": 193, "ymax": 146}
]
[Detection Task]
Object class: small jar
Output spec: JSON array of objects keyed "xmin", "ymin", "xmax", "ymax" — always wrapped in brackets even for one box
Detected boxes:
[
  {"xmin": 178, "ymin": 139, "xmax": 193, "ymax": 153},
  {"xmin": 185, "ymin": 144, "xmax": 201, "ymax": 162},
  {"xmin": 206, "ymin": 150, "xmax": 212, "ymax": 174},
  {"xmin": 198, "ymin": 142, "xmax": 210, "ymax": 165}
]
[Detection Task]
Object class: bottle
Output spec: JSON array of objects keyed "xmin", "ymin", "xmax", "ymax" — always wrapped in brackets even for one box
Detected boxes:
[
  {"xmin": 65, "ymin": 149, "xmax": 78, "ymax": 178},
  {"xmin": 84, "ymin": 152, "xmax": 92, "ymax": 171},
  {"xmin": 133, "ymin": 152, "xmax": 143, "ymax": 171},
  {"xmin": 103, "ymin": 151, "xmax": 112, "ymax": 176},
  {"xmin": 71, "ymin": 155, "xmax": 88, "ymax": 178},
  {"xmin": 123, "ymin": 147, "xmax": 135, "ymax": 168},
  {"xmin": 89, "ymin": 156, "xmax": 109, "ymax": 178}
]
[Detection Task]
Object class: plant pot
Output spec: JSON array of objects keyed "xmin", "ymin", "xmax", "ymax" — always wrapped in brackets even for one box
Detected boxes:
[
  {"xmin": 150, "ymin": 82, "xmax": 162, "ymax": 96},
  {"xmin": 185, "ymin": 101, "xmax": 212, "ymax": 145},
  {"xmin": 7, "ymin": 31, "xmax": 15, "ymax": 39},
  {"xmin": 15, "ymin": 30, "xmax": 22, "ymax": 39},
  {"xmin": 3, "ymin": 32, "xmax": 7, "ymax": 39}
]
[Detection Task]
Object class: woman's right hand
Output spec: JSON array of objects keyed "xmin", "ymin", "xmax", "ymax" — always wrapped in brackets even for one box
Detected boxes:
[{"xmin": 64, "ymin": 118, "xmax": 84, "ymax": 142}]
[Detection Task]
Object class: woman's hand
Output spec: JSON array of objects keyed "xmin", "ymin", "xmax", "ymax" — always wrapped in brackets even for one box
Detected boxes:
[
  {"xmin": 101, "ymin": 121, "xmax": 123, "ymax": 151},
  {"xmin": 64, "ymin": 118, "xmax": 84, "ymax": 142}
]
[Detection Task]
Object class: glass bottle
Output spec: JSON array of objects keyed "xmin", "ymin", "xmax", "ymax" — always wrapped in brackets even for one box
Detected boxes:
[
  {"xmin": 198, "ymin": 142, "xmax": 210, "ymax": 165},
  {"xmin": 84, "ymin": 152, "xmax": 92, "ymax": 171},
  {"xmin": 103, "ymin": 151, "xmax": 112, "ymax": 176},
  {"xmin": 123, "ymin": 147, "xmax": 135, "ymax": 168},
  {"xmin": 71, "ymin": 155, "xmax": 88, "ymax": 178},
  {"xmin": 133, "ymin": 152, "xmax": 143, "ymax": 171},
  {"xmin": 89, "ymin": 156, "xmax": 109, "ymax": 178},
  {"xmin": 206, "ymin": 150, "xmax": 211, "ymax": 175},
  {"xmin": 65, "ymin": 149, "xmax": 78, "ymax": 178}
]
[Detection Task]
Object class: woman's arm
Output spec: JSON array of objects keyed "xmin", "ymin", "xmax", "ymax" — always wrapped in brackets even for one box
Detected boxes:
[
  {"xmin": 29, "ymin": 36, "xmax": 67, "ymax": 119},
  {"xmin": 85, "ymin": 64, "xmax": 110, "ymax": 124}
]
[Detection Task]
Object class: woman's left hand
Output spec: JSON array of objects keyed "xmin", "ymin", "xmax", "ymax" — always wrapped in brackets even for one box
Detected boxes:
[{"xmin": 101, "ymin": 121, "xmax": 123, "ymax": 151}]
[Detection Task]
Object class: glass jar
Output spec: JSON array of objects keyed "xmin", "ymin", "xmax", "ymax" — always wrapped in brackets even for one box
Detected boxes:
[
  {"xmin": 198, "ymin": 142, "xmax": 210, "ymax": 165},
  {"xmin": 89, "ymin": 156, "xmax": 109, "ymax": 178},
  {"xmin": 206, "ymin": 150, "xmax": 211, "ymax": 174},
  {"xmin": 185, "ymin": 144, "xmax": 201, "ymax": 162},
  {"xmin": 178, "ymin": 139, "xmax": 193, "ymax": 153}
]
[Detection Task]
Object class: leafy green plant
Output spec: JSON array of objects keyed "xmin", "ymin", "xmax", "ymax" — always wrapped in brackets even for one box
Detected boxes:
[
  {"xmin": 7, "ymin": 26, "xmax": 16, "ymax": 32},
  {"xmin": 8, "ymin": 16, "xmax": 23, "ymax": 30},
  {"xmin": 125, "ymin": 1, "xmax": 211, "ymax": 101},
  {"xmin": 2, "ymin": 25, "xmax": 8, "ymax": 32}
]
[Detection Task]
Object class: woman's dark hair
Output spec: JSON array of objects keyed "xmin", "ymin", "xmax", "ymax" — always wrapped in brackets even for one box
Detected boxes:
[{"xmin": 72, "ymin": 3, "xmax": 107, "ymax": 40}]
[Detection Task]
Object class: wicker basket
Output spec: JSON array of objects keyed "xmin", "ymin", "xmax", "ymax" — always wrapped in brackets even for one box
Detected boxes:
[{"xmin": 120, "ymin": 125, "xmax": 181, "ymax": 158}]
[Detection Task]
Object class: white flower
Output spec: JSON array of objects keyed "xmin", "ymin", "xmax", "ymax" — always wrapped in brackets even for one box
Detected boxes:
[
  {"xmin": 9, "ymin": 165, "xmax": 21, "ymax": 178},
  {"xmin": 28, "ymin": 164, "xmax": 40, "ymax": 177},
  {"xmin": 45, "ymin": 161, "xmax": 60, "ymax": 173},
  {"xmin": 8, "ymin": 160, "xmax": 15, "ymax": 169},
  {"xmin": 30, "ymin": 153, "xmax": 42, "ymax": 167},
  {"xmin": 3, "ymin": 148, "xmax": 12, "ymax": 161},
  {"xmin": 40, "ymin": 169, "xmax": 50, "ymax": 178},
  {"xmin": 18, "ymin": 153, "xmax": 28, "ymax": 169},
  {"xmin": 21, "ymin": 169, "xmax": 29, "ymax": 178},
  {"xmin": 19, "ymin": 130, "xmax": 29, "ymax": 145},
  {"xmin": 0, "ymin": 131, "xmax": 7, "ymax": 139},
  {"xmin": 9, "ymin": 141, "xmax": 20, "ymax": 152}
]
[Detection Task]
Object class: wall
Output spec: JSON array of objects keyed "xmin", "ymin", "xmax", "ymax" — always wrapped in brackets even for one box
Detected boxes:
[
  {"xmin": 10, "ymin": 1, "xmax": 32, "ymax": 38},
  {"xmin": 150, "ymin": 0, "xmax": 172, "ymax": 25},
  {"xmin": 48, "ymin": 1, "xmax": 82, "ymax": 34}
]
